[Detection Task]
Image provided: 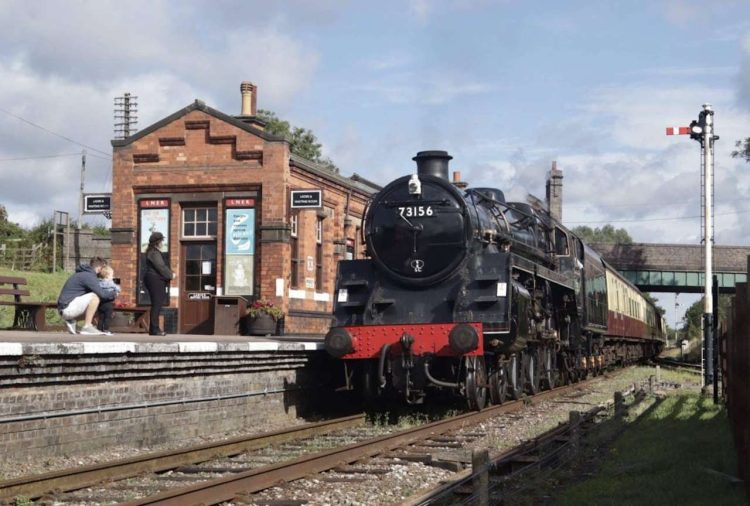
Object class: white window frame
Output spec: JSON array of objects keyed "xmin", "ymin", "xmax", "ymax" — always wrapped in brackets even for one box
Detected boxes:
[
  {"xmin": 290, "ymin": 214, "xmax": 298, "ymax": 238},
  {"xmin": 182, "ymin": 207, "xmax": 217, "ymax": 239}
]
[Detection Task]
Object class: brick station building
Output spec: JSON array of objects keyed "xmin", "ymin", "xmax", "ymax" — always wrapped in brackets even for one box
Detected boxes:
[{"xmin": 110, "ymin": 82, "xmax": 378, "ymax": 335}]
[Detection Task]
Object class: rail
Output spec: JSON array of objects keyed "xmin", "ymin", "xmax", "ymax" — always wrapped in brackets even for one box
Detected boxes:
[{"xmin": 0, "ymin": 414, "xmax": 365, "ymax": 501}]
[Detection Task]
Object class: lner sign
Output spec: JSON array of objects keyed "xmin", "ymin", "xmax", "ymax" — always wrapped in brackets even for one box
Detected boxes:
[{"xmin": 291, "ymin": 189, "xmax": 322, "ymax": 208}]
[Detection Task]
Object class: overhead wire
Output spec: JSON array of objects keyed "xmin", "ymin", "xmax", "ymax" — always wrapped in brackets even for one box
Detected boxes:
[
  {"xmin": 0, "ymin": 106, "xmax": 110, "ymax": 156},
  {"xmin": 566, "ymin": 208, "xmax": 750, "ymax": 224},
  {"xmin": 0, "ymin": 152, "xmax": 82, "ymax": 162}
]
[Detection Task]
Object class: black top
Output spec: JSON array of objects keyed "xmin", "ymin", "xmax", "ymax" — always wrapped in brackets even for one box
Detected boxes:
[{"xmin": 146, "ymin": 249, "xmax": 173, "ymax": 281}]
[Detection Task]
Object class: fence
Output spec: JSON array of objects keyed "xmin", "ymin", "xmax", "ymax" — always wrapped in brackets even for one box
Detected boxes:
[
  {"xmin": 725, "ymin": 257, "xmax": 750, "ymax": 497},
  {"xmin": 0, "ymin": 243, "xmax": 47, "ymax": 271},
  {"xmin": 0, "ymin": 230, "xmax": 111, "ymax": 273}
]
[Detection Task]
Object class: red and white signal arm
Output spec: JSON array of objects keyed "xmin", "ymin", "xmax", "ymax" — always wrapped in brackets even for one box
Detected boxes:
[{"xmin": 666, "ymin": 126, "xmax": 690, "ymax": 135}]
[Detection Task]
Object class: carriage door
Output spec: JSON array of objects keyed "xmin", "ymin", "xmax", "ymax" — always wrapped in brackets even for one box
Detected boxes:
[{"xmin": 179, "ymin": 207, "xmax": 218, "ymax": 334}]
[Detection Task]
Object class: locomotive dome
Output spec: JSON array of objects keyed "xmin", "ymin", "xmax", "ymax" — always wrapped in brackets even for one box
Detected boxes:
[{"xmin": 365, "ymin": 151, "xmax": 470, "ymax": 286}]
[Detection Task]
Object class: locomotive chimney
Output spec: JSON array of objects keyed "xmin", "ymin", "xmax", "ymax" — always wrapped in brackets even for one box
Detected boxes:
[
  {"xmin": 240, "ymin": 81, "xmax": 257, "ymax": 116},
  {"xmin": 413, "ymin": 150, "xmax": 452, "ymax": 180}
]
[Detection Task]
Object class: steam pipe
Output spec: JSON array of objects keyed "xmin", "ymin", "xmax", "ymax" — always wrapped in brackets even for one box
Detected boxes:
[{"xmin": 423, "ymin": 358, "xmax": 460, "ymax": 389}]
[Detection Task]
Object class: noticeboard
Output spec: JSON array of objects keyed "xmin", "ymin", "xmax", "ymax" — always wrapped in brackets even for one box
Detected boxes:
[
  {"xmin": 291, "ymin": 189, "xmax": 322, "ymax": 208},
  {"xmin": 83, "ymin": 194, "xmax": 112, "ymax": 214}
]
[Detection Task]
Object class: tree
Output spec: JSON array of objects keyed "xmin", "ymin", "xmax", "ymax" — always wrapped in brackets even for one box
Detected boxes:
[
  {"xmin": 571, "ymin": 224, "xmax": 633, "ymax": 244},
  {"xmin": 643, "ymin": 293, "xmax": 666, "ymax": 318},
  {"xmin": 0, "ymin": 204, "xmax": 24, "ymax": 241},
  {"xmin": 256, "ymin": 109, "xmax": 339, "ymax": 173},
  {"xmin": 681, "ymin": 295, "xmax": 732, "ymax": 341},
  {"xmin": 731, "ymin": 138, "xmax": 750, "ymax": 163}
]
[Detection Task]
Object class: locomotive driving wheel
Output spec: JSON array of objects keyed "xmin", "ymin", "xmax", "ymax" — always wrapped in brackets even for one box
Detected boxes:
[
  {"xmin": 505, "ymin": 354, "xmax": 522, "ymax": 400},
  {"xmin": 489, "ymin": 359, "xmax": 508, "ymax": 405},
  {"xmin": 522, "ymin": 349, "xmax": 541, "ymax": 395},
  {"xmin": 540, "ymin": 345, "xmax": 558, "ymax": 390},
  {"xmin": 465, "ymin": 356, "xmax": 488, "ymax": 411}
]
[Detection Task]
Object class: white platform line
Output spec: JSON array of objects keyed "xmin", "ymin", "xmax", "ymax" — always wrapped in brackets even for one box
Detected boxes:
[
  {"xmin": 82, "ymin": 342, "xmax": 137, "ymax": 354},
  {"xmin": 177, "ymin": 342, "xmax": 219, "ymax": 353},
  {"xmin": 0, "ymin": 343, "xmax": 23, "ymax": 356}
]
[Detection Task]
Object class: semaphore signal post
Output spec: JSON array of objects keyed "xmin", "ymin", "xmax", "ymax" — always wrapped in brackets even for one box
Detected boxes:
[{"xmin": 666, "ymin": 104, "xmax": 719, "ymax": 389}]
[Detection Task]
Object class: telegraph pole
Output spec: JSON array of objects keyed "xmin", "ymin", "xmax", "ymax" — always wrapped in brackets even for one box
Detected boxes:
[{"xmin": 78, "ymin": 149, "xmax": 86, "ymax": 229}]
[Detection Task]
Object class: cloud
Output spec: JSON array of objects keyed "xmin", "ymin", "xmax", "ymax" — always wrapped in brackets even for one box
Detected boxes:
[
  {"xmin": 739, "ymin": 33, "xmax": 750, "ymax": 108},
  {"xmin": 0, "ymin": 1, "xmax": 320, "ymax": 227},
  {"xmin": 409, "ymin": 0, "xmax": 432, "ymax": 22},
  {"xmin": 353, "ymin": 71, "xmax": 495, "ymax": 105}
]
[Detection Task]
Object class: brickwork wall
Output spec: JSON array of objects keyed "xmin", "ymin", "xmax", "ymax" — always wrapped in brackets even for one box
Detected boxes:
[
  {"xmin": 0, "ymin": 369, "xmax": 310, "ymax": 461},
  {"xmin": 591, "ymin": 242, "xmax": 750, "ymax": 272},
  {"xmin": 62, "ymin": 229, "xmax": 112, "ymax": 272},
  {"xmin": 111, "ymin": 102, "xmax": 373, "ymax": 336}
]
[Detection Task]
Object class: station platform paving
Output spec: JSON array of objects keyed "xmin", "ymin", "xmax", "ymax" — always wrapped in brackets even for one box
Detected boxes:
[{"xmin": 0, "ymin": 329, "xmax": 325, "ymax": 356}]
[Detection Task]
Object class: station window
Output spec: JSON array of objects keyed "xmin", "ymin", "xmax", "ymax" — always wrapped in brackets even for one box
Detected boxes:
[
  {"xmin": 183, "ymin": 207, "xmax": 217, "ymax": 238},
  {"xmin": 290, "ymin": 212, "xmax": 299, "ymax": 288},
  {"xmin": 315, "ymin": 217, "xmax": 323, "ymax": 291}
]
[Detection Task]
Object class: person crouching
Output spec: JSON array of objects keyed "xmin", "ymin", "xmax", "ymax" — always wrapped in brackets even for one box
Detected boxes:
[{"xmin": 57, "ymin": 257, "xmax": 116, "ymax": 335}]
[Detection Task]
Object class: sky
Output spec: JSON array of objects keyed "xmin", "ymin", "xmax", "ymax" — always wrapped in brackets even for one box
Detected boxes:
[{"xmin": 1, "ymin": 0, "xmax": 749, "ymax": 324}]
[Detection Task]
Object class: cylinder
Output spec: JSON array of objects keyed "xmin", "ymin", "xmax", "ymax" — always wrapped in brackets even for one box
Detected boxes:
[{"xmin": 412, "ymin": 150, "xmax": 452, "ymax": 180}]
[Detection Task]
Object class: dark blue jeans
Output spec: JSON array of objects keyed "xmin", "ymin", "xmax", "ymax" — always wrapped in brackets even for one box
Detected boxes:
[{"xmin": 97, "ymin": 300, "xmax": 114, "ymax": 331}]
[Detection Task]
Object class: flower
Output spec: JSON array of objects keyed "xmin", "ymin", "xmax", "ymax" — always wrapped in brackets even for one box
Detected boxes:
[{"xmin": 247, "ymin": 299, "xmax": 284, "ymax": 321}]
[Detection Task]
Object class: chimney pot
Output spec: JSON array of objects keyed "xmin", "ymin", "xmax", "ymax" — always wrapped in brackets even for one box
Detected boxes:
[{"xmin": 240, "ymin": 81, "xmax": 257, "ymax": 116}]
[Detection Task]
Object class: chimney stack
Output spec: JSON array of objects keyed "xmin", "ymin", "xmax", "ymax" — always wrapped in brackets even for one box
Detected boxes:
[
  {"xmin": 452, "ymin": 170, "xmax": 468, "ymax": 190},
  {"xmin": 240, "ymin": 81, "xmax": 257, "ymax": 116},
  {"xmin": 545, "ymin": 161, "xmax": 563, "ymax": 222}
]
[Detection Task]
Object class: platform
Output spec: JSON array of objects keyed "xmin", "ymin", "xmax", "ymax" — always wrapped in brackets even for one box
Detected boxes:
[
  {"xmin": 0, "ymin": 329, "xmax": 324, "ymax": 355},
  {"xmin": 0, "ymin": 329, "xmax": 336, "ymax": 463}
]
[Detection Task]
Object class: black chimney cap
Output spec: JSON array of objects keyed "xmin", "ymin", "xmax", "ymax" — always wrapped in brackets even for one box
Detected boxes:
[{"xmin": 412, "ymin": 150, "xmax": 452, "ymax": 180}]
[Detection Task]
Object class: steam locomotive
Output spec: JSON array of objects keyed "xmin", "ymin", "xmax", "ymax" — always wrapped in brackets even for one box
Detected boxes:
[{"xmin": 325, "ymin": 151, "xmax": 664, "ymax": 408}]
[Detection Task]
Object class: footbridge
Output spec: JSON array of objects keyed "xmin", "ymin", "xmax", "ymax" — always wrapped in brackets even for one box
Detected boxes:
[{"xmin": 590, "ymin": 243, "xmax": 749, "ymax": 294}]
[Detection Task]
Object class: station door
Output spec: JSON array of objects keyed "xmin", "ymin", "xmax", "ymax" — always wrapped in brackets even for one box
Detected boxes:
[{"xmin": 180, "ymin": 242, "xmax": 216, "ymax": 334}]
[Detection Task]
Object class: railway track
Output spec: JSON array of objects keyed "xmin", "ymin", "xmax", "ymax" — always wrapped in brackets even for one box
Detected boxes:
[
  {"xmin": 2, "ymin": 369, "xmax": 646, "ymax": 505},
  {"xmin": 125, "ymin": 380, "xmax": 604, "ymax": 505},
  {"xmin": 654, "ymin": 357, "xmax": 702, "ymax": 374},
  {"xmin": 0, "ymin": 415, "xmax": 366, "ymax": 503}
]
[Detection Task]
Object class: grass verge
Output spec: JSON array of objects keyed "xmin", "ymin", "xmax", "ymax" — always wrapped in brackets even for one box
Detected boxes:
[
  {"xmin": 559, "ymin": 393, "xmax": 746, "ymax": 506},
  {"xmin": 0, "ymin": 267, "xmax": 69, "ymax": 328}
]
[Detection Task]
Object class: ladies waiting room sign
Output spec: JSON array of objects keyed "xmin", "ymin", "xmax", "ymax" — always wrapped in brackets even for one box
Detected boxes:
[{"xmin": 225, "ymin": 199, "xmax": 255, "ymax": 296}]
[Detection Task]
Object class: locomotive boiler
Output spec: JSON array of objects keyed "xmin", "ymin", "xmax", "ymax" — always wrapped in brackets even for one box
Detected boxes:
[{"xmin": 325, "ymin": 151, "xmax": 663, "ymax": 408}]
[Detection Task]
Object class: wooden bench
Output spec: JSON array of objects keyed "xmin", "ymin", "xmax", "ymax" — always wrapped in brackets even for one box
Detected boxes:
[{"xmin": 0, "ymin": 276, "xmax": 58, "ymax": 331}]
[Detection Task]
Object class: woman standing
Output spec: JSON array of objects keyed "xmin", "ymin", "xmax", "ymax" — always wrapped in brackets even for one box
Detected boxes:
[{"xmin": 144, "ymin": 232, "xmax": 174, "ymax": 336}]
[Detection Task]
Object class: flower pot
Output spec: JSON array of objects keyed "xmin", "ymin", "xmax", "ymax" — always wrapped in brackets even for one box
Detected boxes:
[{"xmin": 246, "ymin": 313, "xmax": 277, "ymax": 336}]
